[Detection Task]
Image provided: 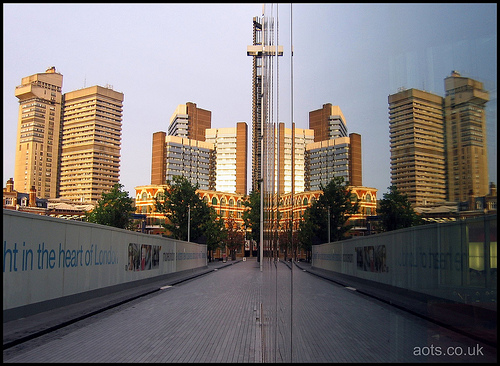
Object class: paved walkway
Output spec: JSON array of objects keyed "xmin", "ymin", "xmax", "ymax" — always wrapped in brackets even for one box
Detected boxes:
[
  {"xmin": 3, "ymin": 259, "xmax": 234, "ymax": 348},
  {"xmin": 3, "ymin": 258, "xmax": 497, "ymax": 363}
]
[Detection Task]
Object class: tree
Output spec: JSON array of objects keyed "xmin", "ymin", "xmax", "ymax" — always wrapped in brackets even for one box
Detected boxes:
[
  {"xmin": 85, "ymin": 184, "xmax": 135, "ymax": 229},
  {"xmin": 242, "ymin": 189, "xmax": 260, "ymax": 247},
  {"xmin": 204, "ymin": 208, "xmax": 227, "ymax": 261},
  {"xmin": 318, "ymin": 177, "xmax": 360, "ymax": 242},
  {"xmin": 224, "ymin": 215, "xmax": 245, "ymax": 260},
  {"xmin": 298, "ymin": 177, "xmax": 360, "ymax": 245},
  {"xmin": 378, "ymin": 185, "xmax": 421, "ymax": 232},
  {"xmin": 154, "ymin": 175, "xmax": 212, "ymax": 242}
]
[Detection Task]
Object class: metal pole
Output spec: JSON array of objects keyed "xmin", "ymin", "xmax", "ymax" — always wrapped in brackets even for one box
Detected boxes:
[
  {"xmin": 187, "ymin": 204, "xmax": 190, "ymax": 242},
  {"xmin": 328, "ymin": 206, "xmax": 330, "ymax": 243},
  {"xmin": 260, "ymin": 180, "xmax": 264, "ymax": 272}
]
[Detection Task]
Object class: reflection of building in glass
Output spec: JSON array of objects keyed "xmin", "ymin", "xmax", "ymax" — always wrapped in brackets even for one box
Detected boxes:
[
  {"xmin": 388, "ymin": 88, "xmax": 446, "ymax": 207},
  {"xmin": 444, "ymin": 71, "xmax": 490, "ymax": 202},
  {"xmin": 278, "ymin": 186, "xmax": 378, "ymax": 238},
  {"xmin": 275, "ymin": 123, "xmax": 314, "ymax": 195},
  {"xmin": 389, "ymin": 72, "xmax": 491, "ymax": 208},
  {"xmin": 414, "ymin": 181, "xmax": 497, "ymax": 223},
  {"xmin": 205, "ymin": 122, "xmax": 248, "ymax": 195},
  {"xmin": 313, "ymin": 214, "xmax": 497, "ymax": 305}
]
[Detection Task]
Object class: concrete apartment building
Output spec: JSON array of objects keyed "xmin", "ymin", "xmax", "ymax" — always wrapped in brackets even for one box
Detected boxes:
[
  {"xmin": 152, "ymin": 104, "xmax": 247, "ymax": 194},
  {"xmin": 205, "ymin": 122, "xmax": 248, "ymax": 195},
  {"xmin": 59, "ymin": 85, "xmax": 124, "ymax": 203},
  {"xmin": 150, "ymin": 132, "xmax": 215, "ymax": 191},
  {"xmin": 306, "ymin": 136, "xmax": 351, "ymax": 191},
  {"xmin": 14, "ymin": 67, "xmax": 63, "ymax": 199},
  {"xmin": 14, "ymin": 67, "xmax": 124, "ymax": 204},
  {"xmin": 143, "ymin": 106, "xmax": 249, "ymax": 242},
  {"xmin": 168, "ymin": 102, "xmax": 211, "ymax": 142},
  {"xmin": 388, "ymin": 88, "xmax": 446, "ymax": 207},
  {"xmin": 151, "ymin": 102, "xmax": 216, "ymax": 190},
  {"xmin": 309, "ymin": 103, "xmax": 348, "ymax": 142},
  {"xmin": 444, "ymin": 71, "xmax": 490, "ymax": 202}
]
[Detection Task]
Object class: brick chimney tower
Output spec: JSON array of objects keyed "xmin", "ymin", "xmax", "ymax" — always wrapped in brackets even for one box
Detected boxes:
[
  {"xmin": 29, "ymin": 186, "xmax": 37, "ymax": 207},
  {"xmin": 6, "ymin": 178, "xmax": 14, "ymax": 192}
]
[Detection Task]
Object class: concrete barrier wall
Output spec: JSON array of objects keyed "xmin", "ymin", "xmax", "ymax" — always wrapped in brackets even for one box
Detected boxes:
[
  {"xmin": 312, "ymin": 215, "xmax": 497, "ymax": 305},
  {"xmin": 3, "ymin": 210, "xmax": 207, "ymax": 311}
]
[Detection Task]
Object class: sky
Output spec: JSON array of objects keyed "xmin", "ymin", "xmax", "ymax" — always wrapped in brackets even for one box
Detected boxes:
[{"xmin": 3, "ymin": 3, "xmax": 497, "ymax": 199}]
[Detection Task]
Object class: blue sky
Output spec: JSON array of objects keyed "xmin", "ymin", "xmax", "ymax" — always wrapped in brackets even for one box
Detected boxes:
[{"xmin": 3, "ymin": 3, "xmax": 497, "ymax": 198}]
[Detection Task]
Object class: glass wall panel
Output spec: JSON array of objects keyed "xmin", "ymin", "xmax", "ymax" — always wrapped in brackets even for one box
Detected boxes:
[{"xmin": 257, "ymin": 3, "xmax": 495, "ymax": 361}]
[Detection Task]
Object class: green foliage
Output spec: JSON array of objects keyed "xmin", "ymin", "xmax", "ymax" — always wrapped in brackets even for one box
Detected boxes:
[
  {"xmin": 378, "ymin": 185, "xmax": 421, "ymax": 232},
  {"xmin": 204, "ymin": 208, "xmax": 227, "ymax": 255},
  {"xmin": 298, "ymin": 177, "xmax": 360, "ymax": 245},
  {"xmin": 154, "ymin": 175, "xmax": 214, "ymax": 242},
  {"xmin": 242, "ymin": 190, "xmax": 260, "ymax": 242},
  {"xmin": 85, "ymin": 184, "xmax": 134, "ymax": 229}
]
